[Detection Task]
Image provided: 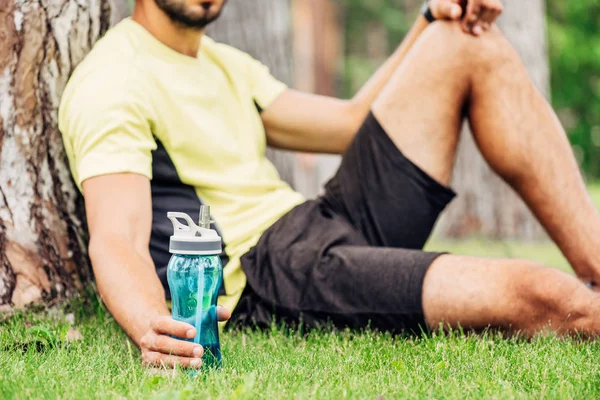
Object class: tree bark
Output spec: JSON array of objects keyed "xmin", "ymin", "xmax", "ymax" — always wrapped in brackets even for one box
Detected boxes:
[
  {"xmin": 207, "ymin": 0, "xmax": 297, "ymax": 187},
  {"xmin": 437, "ymin": 0, "xmax": 550, "ymax": 239},
  {"xmin": 0, "ymin": 0, "xmax": 111, "ymax": 310}
]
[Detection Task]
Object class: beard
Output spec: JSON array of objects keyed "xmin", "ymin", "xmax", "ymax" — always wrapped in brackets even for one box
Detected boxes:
[{"xmin": 153, "ymin": 0, "xmax": 226, "ymax": 29}]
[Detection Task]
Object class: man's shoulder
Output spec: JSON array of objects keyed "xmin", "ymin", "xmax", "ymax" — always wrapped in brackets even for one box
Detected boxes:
[
  {"xmin": 58, "ymin": 21, "xmax": 158, "ymax": 142},
  {"xmin": 59, "ymin": 21, "xmax": 150, "ymax": 120},
  {"xmin": 203, "ymin": 36, "xmax": 261, "ymax": 69},
  {"xmin": 74, "ymin": 23, "xmax": 143, "ymax": 83}
]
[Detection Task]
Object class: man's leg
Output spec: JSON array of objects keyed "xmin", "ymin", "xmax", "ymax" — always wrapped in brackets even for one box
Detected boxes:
[
  {"xmin": 424, "ymin": 255, "xmax": 600, "ymax": 336},
  {"xmin": 373, "ymin": 22, "xmax": 600, "ymax": 283},
  {"xmin": 371, "ymin": 21, "xmax": 600, "ymax": 334}
]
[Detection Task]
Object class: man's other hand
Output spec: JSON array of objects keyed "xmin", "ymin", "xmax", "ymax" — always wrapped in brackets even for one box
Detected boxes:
[
  {"xmin": 430, "ymin": 0, "xmax": 463, "ymax": 21},
  {"xmin": 140, "ymin": 306, "xmax": 231, "ymax": 369},
  {"xmin": 430, "ymin": 0, "xmax": 503, "ymax": 36},
  {"xmin": 461, "ymin": 0, "xmax": 503, "ymax": 36}
]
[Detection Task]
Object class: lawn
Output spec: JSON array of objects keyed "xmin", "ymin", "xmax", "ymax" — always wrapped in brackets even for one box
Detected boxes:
[
  {"xmin": 2, "ymin": 307, "xmax": 600, "ymax": 399},
  {"xmin": 2, "ymin": 186, "xmax": 600, "ymax": 399}
]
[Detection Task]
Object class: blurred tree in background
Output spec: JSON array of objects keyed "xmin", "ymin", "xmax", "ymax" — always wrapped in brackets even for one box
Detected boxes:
[
  {"xmin": 341, "ymin": 0, "xmax": 415, "ymax": 97},
  {"xmin": 341, "ymin": 0, "xmax": 600, "ymax": 180}
]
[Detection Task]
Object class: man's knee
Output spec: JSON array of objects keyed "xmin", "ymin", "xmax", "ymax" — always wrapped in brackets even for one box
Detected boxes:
[{"xmin": 422, "ymin": 21, "xmax": 513, "ymax": 74}]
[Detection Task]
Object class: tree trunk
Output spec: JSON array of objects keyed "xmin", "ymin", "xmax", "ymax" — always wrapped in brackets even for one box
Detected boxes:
[
  {"xmin": 291, "ymin": 0, "xmax": 344, "ymax": 199},
  {"xmin": 0, "ymin": 0, "xmax": 111, "ymax": 310},
  {"xmin": 437, "ymin": 0, "xmax": 550, "ymax": 240},
  {"xmin": 207, "ymin": 0, "xmax": 297, "ymax": 187}
]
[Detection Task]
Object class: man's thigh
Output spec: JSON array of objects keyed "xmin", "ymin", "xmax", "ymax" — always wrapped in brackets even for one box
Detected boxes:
[
  {"xmin": 372, "ymin": 22, "xmax": 471, "ymax": 186},
  {"xmin": 233, "ymin": 201, "xmax": 446, "ymax": 333},
  {"xmin": 322, "ymin": 112, "xmax": 455, "ymax": 249}
]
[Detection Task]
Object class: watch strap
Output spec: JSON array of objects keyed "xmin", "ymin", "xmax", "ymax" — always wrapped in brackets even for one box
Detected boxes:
[{"xmin": 421, "ymin": 1, "xmax": 436, "ymax": 23}]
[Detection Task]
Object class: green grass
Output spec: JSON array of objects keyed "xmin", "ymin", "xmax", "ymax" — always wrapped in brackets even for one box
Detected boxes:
[
  {"xmin": 3, "ymin": 185, "xmax": 600, "ymax": 399},
  {"xmin": 3, "ymin": 307, "xmax": 600, "ymax": 399}
]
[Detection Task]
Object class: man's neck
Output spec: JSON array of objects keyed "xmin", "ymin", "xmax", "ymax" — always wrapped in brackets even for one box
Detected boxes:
[{"xmin": 132, "ymin": 2, "xmax": 204, "ymax": 58}]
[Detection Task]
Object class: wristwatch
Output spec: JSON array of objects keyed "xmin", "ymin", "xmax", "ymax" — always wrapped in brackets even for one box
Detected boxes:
[{"xmin": 421, "ymin": 0, "xmax": 436, "ymax": 23}]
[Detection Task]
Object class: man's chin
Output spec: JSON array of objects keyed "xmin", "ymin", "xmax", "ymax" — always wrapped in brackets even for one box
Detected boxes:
[
  {"xmin": 186, "ymin": 7, "xmax": 223, "ymax": 28},
  {"xmin": 192, "ymin": 0, "xmax": 226, "ymax": 25},
  {"xmin": 154, "ymin": 0, "xmax": 225, "ymax": 29}
]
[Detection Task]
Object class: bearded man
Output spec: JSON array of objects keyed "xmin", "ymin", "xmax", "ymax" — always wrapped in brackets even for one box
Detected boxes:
[{"xmin": 59, "ymin": 0, "xmax": 600, "ymax": 369}]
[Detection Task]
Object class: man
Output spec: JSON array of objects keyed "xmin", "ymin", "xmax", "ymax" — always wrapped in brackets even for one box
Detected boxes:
[{"xmin": 58, "ymin": 0, "xmax": 600, "ymax": 369}]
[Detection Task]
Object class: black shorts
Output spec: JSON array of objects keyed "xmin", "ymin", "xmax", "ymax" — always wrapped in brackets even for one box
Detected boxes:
[{"xmin": 230, "ymin": 113, "xmax": 456, "ymax": 334}]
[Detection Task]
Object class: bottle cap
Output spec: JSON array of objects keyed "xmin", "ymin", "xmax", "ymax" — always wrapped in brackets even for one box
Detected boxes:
[{"xmin": 167, "ymin": 211, "xmax": 222, "ymax": 255}]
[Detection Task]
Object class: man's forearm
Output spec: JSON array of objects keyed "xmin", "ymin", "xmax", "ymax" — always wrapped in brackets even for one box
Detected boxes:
[
  {"xmin": 351, "ymin": 15, "xmax": 430, "ymax": 117},
  {"xmin": 89, "ymin": 235, "xmax": 169, "ymax": 344}
]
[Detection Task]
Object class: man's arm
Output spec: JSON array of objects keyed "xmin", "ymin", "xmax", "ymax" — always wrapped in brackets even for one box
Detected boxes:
[
  {"xmin": 83, "ymin": 173, "xmax": 230, "ymax": 368},
  {"xmin": 262, "ymin": 15, "xmax": 432, "ymax": 155},
  {"xmin": 262, "ymin": 0, "xmax": 500, "ymax": 155}
]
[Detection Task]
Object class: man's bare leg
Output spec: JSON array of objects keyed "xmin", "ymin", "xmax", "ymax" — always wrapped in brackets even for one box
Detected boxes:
[
  {"xmin": 424, "ymin": 254, "xmax": 600, "ymax": 336},
  {"xmin": 371, "ymin": 21, "xmax": 600, "ymax": 334}
]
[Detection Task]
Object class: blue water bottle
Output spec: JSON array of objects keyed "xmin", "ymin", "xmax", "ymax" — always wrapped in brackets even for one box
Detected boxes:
[{"xmin": 167, "ymin": 206, "xmax": 223, "ymax": 368}]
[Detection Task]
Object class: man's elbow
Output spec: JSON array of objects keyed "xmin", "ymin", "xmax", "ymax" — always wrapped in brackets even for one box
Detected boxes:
[
  {"xmin": 346, "ymin": 98, "xmax": 369, "ymax": 134},
  {"xmin": 88, "ymin": 231, "xmax": 129, "ymax": 265},
  {"xmin": 88, "ymin": 230, "xmax": 153, "ymax": 270}
]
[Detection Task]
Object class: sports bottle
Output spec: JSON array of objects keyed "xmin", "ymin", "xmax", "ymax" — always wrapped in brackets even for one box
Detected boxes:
[{"xmin": 167, "ymin": 206, "xmax": 223, "ymax": 368}]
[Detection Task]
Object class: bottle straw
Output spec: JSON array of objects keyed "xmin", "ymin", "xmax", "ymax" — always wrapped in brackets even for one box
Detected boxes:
[{"xmin": 199, "ymin": 205, "xmax": 211, "ymax": 229}]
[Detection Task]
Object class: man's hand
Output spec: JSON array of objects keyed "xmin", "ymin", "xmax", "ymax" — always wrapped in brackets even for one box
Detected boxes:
[
  {"xmin": 430, "ymin": 0, "xmax": 464, "ymax": 21},
  {"xmin": 429, "ymin": 0, "xmax": 503, "ymax": 36},
  {"xmin": 140, "ymin": 307, "xmax": 231, "ymax": 369},
  {"xmin": 461, "ymin": 0, "xmax": 503, "ymax": 36}
]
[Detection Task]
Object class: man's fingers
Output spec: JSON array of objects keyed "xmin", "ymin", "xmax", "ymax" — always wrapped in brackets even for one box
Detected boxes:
[
  {"xmin": 479, "ymin": 6, "xmax": 498, "ymax": 25},
  {"xmin": 462, "ymin": 0, "xmax": 482, "ymax": 33},
  {"xmin": 217, "ymin": 305, "xmax": 231, "ymax": 322},
  {"xmin": 470, "ymin": 1, "xmax": 503, "ymax": 35},
  {"xmin": 490, "ymin": 1, "xmax": 504, "ymax": 19},
  {"xmin": 141, "ymin": 333, "xmax": 204, "ymax": 358},
  {"xmin": 142, "ymin": 351, "xmax": 203, "ymax": 369},
  {"xmin": 150, "ymin": 315, "xmax": 196, "ymax": 339},
  {"xmin": 432, "ymin": 0, "xmax": 463, "ymax": 20},
  {"xmin": 149, "ymin": 308, "xmax": 229, "ymax": 339},
  {"xmin": 447, "ymin": 3, "xmax": 463, "ymax": 20}
]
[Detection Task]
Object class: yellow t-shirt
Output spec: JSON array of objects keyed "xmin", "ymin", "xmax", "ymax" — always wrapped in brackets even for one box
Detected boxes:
[{"xmin": 58, "ymin": 18, "xmax": 305, "ymax": 313}]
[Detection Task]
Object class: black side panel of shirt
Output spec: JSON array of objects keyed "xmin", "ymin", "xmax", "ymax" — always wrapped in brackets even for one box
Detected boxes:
[{"xmin": 150, "ymin": 139, "xmax": 229, "ymax": 299}]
